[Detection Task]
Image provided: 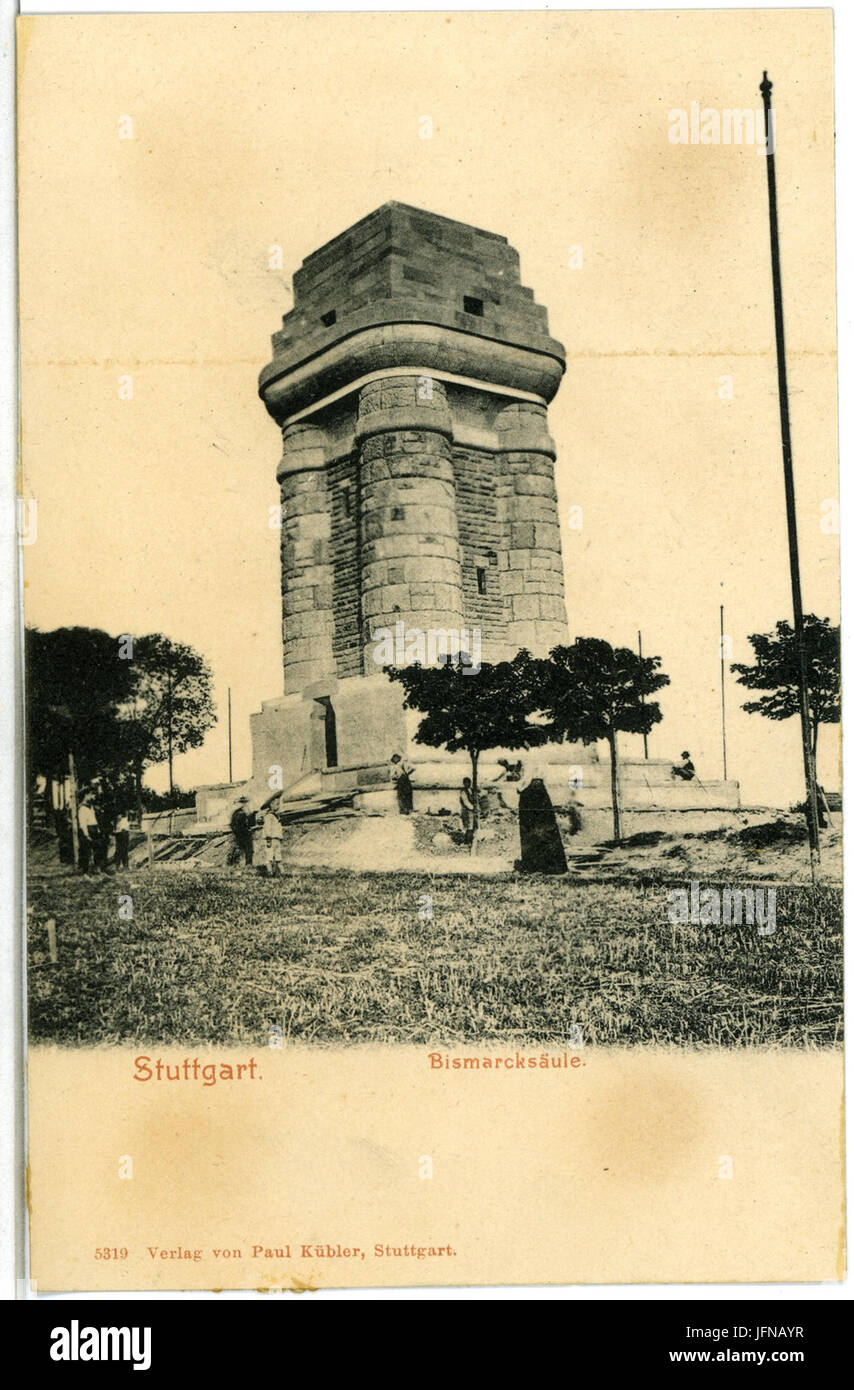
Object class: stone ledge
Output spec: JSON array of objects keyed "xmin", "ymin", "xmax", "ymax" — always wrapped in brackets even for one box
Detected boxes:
[{"xmin": 260, "ymin": 317, "xmax": 565, "ymax": 421}]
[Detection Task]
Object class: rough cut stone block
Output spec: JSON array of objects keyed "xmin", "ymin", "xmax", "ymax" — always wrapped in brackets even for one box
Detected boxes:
[
  {"xmin": 285, "ymin": 611, "xmax": 335, "ymax": 640},
  {"xmin": 509, "ymin": 521, "xmax": 536, "ymax": 548},
  {"xmin": 510, "ymin": 593, "xmax": 542, "ymax": 621},
  {"xmin": 513, "ymin": 473, "xmax": 556, "ymax": 497},
  {"xmin": 362, "ymin": 533, "xmax": 461, "ymax": 563},
  {"xmin": 539, "ymin": 594, "xmax": 567, "ymax": 621},
  {"xmin": 295, "ymin": 511, "xmax": 332, "ymax": 542}
]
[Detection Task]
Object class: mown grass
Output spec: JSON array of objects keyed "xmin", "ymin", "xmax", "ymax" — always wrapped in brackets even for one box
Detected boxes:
[{"xmin": 26, "ymin": 869, "xmax": 843, "ymax": 1048}]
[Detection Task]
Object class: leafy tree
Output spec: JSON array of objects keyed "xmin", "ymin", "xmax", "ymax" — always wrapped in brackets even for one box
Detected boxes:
[
  {"xmin": 26, "ymin": 626, "xmax": 136, "ymax": 797},
  {"xmin": 117, "ymin": 634, "xmax": 216, "ymax": 813},
  {"xmin": 538, "ymin": 638, "xmax": 670, "ymax": 843},
  {"xmin": 731, "ymin": 615, "xmax": 840, "ymax": 763},
  {"xmin": 26, "ymin": 626, "xmax": 216, "ymax": 821},
  {"xmin": 385, "ymin": 653, "xmax": 551, "ymax": 835}
]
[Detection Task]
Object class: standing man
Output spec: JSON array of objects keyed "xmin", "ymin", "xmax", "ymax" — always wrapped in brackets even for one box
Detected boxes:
[
  {"xmin": 55, "ymin": 805, "xmax": 74, "ymax": 864},
  {"xmin": 459, "ymin": 778, "xmax": 476, "ymax": 846},
  {"xmin": 389, "ymin": 753, "xmax": 414, "ymax": 815},
  {"xmin": 77, "ymin": 794, "xmax": 97, "ymax": 875},
  {"xmin": 230, "ymin": 796, "xmax": 254, "ymax": 868},
  {"xmin": 565, "ymin": 787, "xmax": 585, "ymax": 837},
  {"xmin": 114, "ymin": 809, "xmax": 130, "ymax": 870},
  {"xmin": 92, "ymin": 780, "xmax": 114, "ymax": 873},
  {"xmin": 261, "ymin": 800, "xmax": 284, "ymax": 878}
]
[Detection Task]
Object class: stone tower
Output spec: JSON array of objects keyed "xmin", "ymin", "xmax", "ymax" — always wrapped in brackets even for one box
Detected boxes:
[{"xmin": 251, "ymin": 202, "xmax": 576, "ymax": 806}]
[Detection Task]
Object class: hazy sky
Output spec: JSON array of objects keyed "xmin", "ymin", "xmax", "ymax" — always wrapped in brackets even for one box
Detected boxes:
[{"xmin": 19, "ymin": 10, "xmax": 838, "ymax": 805}]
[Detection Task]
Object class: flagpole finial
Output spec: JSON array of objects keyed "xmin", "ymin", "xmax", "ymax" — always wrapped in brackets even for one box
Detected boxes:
[{"xmin": 760, "ymin": 70, "xmax": 773, "ymax": 102}]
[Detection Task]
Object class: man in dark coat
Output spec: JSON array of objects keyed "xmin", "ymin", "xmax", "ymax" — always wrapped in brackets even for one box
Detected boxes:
[
  {"xmin": 389, "ymin": 754, "xmax": 414, "ymax": 815},
  {"xmin": 230, "ymin": 796, "xmax": 254, "ymax": 866},
  {"xmin": 114, "ymin": 810, "xmax": 130, "ymax": 870},
  {"xmin": 92, "ymin": 780, "xmax": 114, "ymax": 873}
]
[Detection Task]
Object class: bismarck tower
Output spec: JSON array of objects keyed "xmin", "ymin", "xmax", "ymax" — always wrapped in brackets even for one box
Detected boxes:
[{"xmin": 251, "ymin": 202, "xmax": 584, "ymax": 808}]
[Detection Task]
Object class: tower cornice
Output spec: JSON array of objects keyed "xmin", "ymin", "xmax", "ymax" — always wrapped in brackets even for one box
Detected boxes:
[
  {"xmin": 260, "ymin": 312, "xmax": 565, "ymax": 423},
  {"xmin": 260, "ymin": 202, "xmax": 565, "ymax": 423}
]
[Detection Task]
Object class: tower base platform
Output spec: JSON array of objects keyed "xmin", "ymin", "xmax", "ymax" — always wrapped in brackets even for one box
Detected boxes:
[{"xmin": 230, "ymin": 675, "xmax": 740, "ymax": 824}]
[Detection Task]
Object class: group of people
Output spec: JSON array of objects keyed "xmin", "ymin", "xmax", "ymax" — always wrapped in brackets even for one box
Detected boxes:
[
  {"xmin": 458, "ymin": 760, "xmax": 524, "ymax": 843},
  {"xmin": 65, "ymin": 786, "xmax": 131, "ymax": 874},
  {"xmin": 229, "ymin": 796, "xmax": 284, "ymax": 877},
  {"xmin": 389, "ymin": 750, "xmax": 579, "ymax": 875},
  {"xmin": 66, "ymin": 747, "xmax": 702, "ymax": 881},
  {"xmin": 185, "ymin": 747, "xmax": 704, "ymax": 882}
]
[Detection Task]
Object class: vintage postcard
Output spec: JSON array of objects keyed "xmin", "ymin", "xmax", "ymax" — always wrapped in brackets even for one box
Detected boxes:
[{"xmin": 18, "ymin": 8, "xmax": 842, "ymax": 1292}]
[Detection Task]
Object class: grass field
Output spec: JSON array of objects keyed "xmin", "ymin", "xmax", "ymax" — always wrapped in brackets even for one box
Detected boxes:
[{"xmin": 26, "ymin": 868, "xmax": 843, "ymax": 1048}]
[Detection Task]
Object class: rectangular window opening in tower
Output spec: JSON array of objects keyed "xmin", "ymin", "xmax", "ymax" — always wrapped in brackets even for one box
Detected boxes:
[
  {"xmin": 321, "ymin": 309, "xmax": 337, "ymax": 327},
  {"xmin": 463, "ymin": 296, "xmax": 484, "ymax": 317},
  {"xmin": 476, "ymin": 566, "xmax": 487, "ymax": 595}
]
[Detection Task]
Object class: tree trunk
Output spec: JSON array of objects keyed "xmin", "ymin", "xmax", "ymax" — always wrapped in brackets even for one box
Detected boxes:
[
  {"xmin": 811, "ymin": 716, "xmax": 819, "ymax": 764},
  {"xmin": 607, "ymin": 727, "xmax": 622, "ymax": 843},
  {"xmin": 470, "ymin": 748, "xmax": 480, "ymax": 844},
  {"xmin": 134, "ymin": 764, "xmax": 144, "ymax": 824},
  {"xmin": 68, "ymin": 751, "xmax": 80, "ymax": 868}
]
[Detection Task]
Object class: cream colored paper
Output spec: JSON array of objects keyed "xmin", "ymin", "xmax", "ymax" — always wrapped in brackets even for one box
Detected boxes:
[{"xmin": 19, "ymin": 10, "xmax": 841, "ymax": 1292}]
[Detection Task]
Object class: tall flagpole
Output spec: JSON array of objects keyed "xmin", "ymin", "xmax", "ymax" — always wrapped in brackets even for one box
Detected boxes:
[
  {"xmin": 760, "ymin": 72, "xmax": 821, "ymax": 872},
  {"xmin": 227, "ymin": 687, "xmax": 233, "ymax": 785},
  {"xmin": 720, "ymin": 604, "xmax": 728, "ymax": 782}
]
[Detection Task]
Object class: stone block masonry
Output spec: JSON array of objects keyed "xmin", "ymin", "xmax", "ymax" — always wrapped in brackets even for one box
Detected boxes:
[
  {"xmin": 257, "ymin": 202, "xmax": 575, "ymax": 779},
  {"xmin": 357, "ymin": 376, "xmax": 465, "ymax": 669}
]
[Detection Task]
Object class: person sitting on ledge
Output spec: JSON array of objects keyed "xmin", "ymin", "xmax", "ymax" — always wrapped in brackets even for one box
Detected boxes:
[
  {"xmin": 671, "ymin": 751, "xmax": 696, "ymax": 782},
  {"xmin": 495, "ymin": 758, "xmax": 523, "ymax": 783}
]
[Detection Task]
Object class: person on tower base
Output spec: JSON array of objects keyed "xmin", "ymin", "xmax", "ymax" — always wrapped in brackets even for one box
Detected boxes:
[
  {"xmin": 389, "ymin": 753, "xmax": 414, "ymax": 815},
  {"xmin": 671, "ymin": 751, "xmax": 696, "ymax": 782}
]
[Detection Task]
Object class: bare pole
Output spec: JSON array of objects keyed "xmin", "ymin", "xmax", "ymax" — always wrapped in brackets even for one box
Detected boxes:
[
  {"xmin": 68, "ymin": 752, "xmax": 80, "ymax": 868},
  {"xmin": 720, "ymin": 604, "xmax": 728, "ymax": 782},
  {"xmin": 760, "ymin": 72, "xmax": 821, "ymax": 872},
  {"xmin": 227, "ymin": 686, "xmax": 233, "ymax": 784},
  {"xmin": 637, "ymin": 629, "xmax": 649, "ymax": 759},
  {"xmin": 166, "ymin": 663, "xmax": 174, "ymax": 802}
]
